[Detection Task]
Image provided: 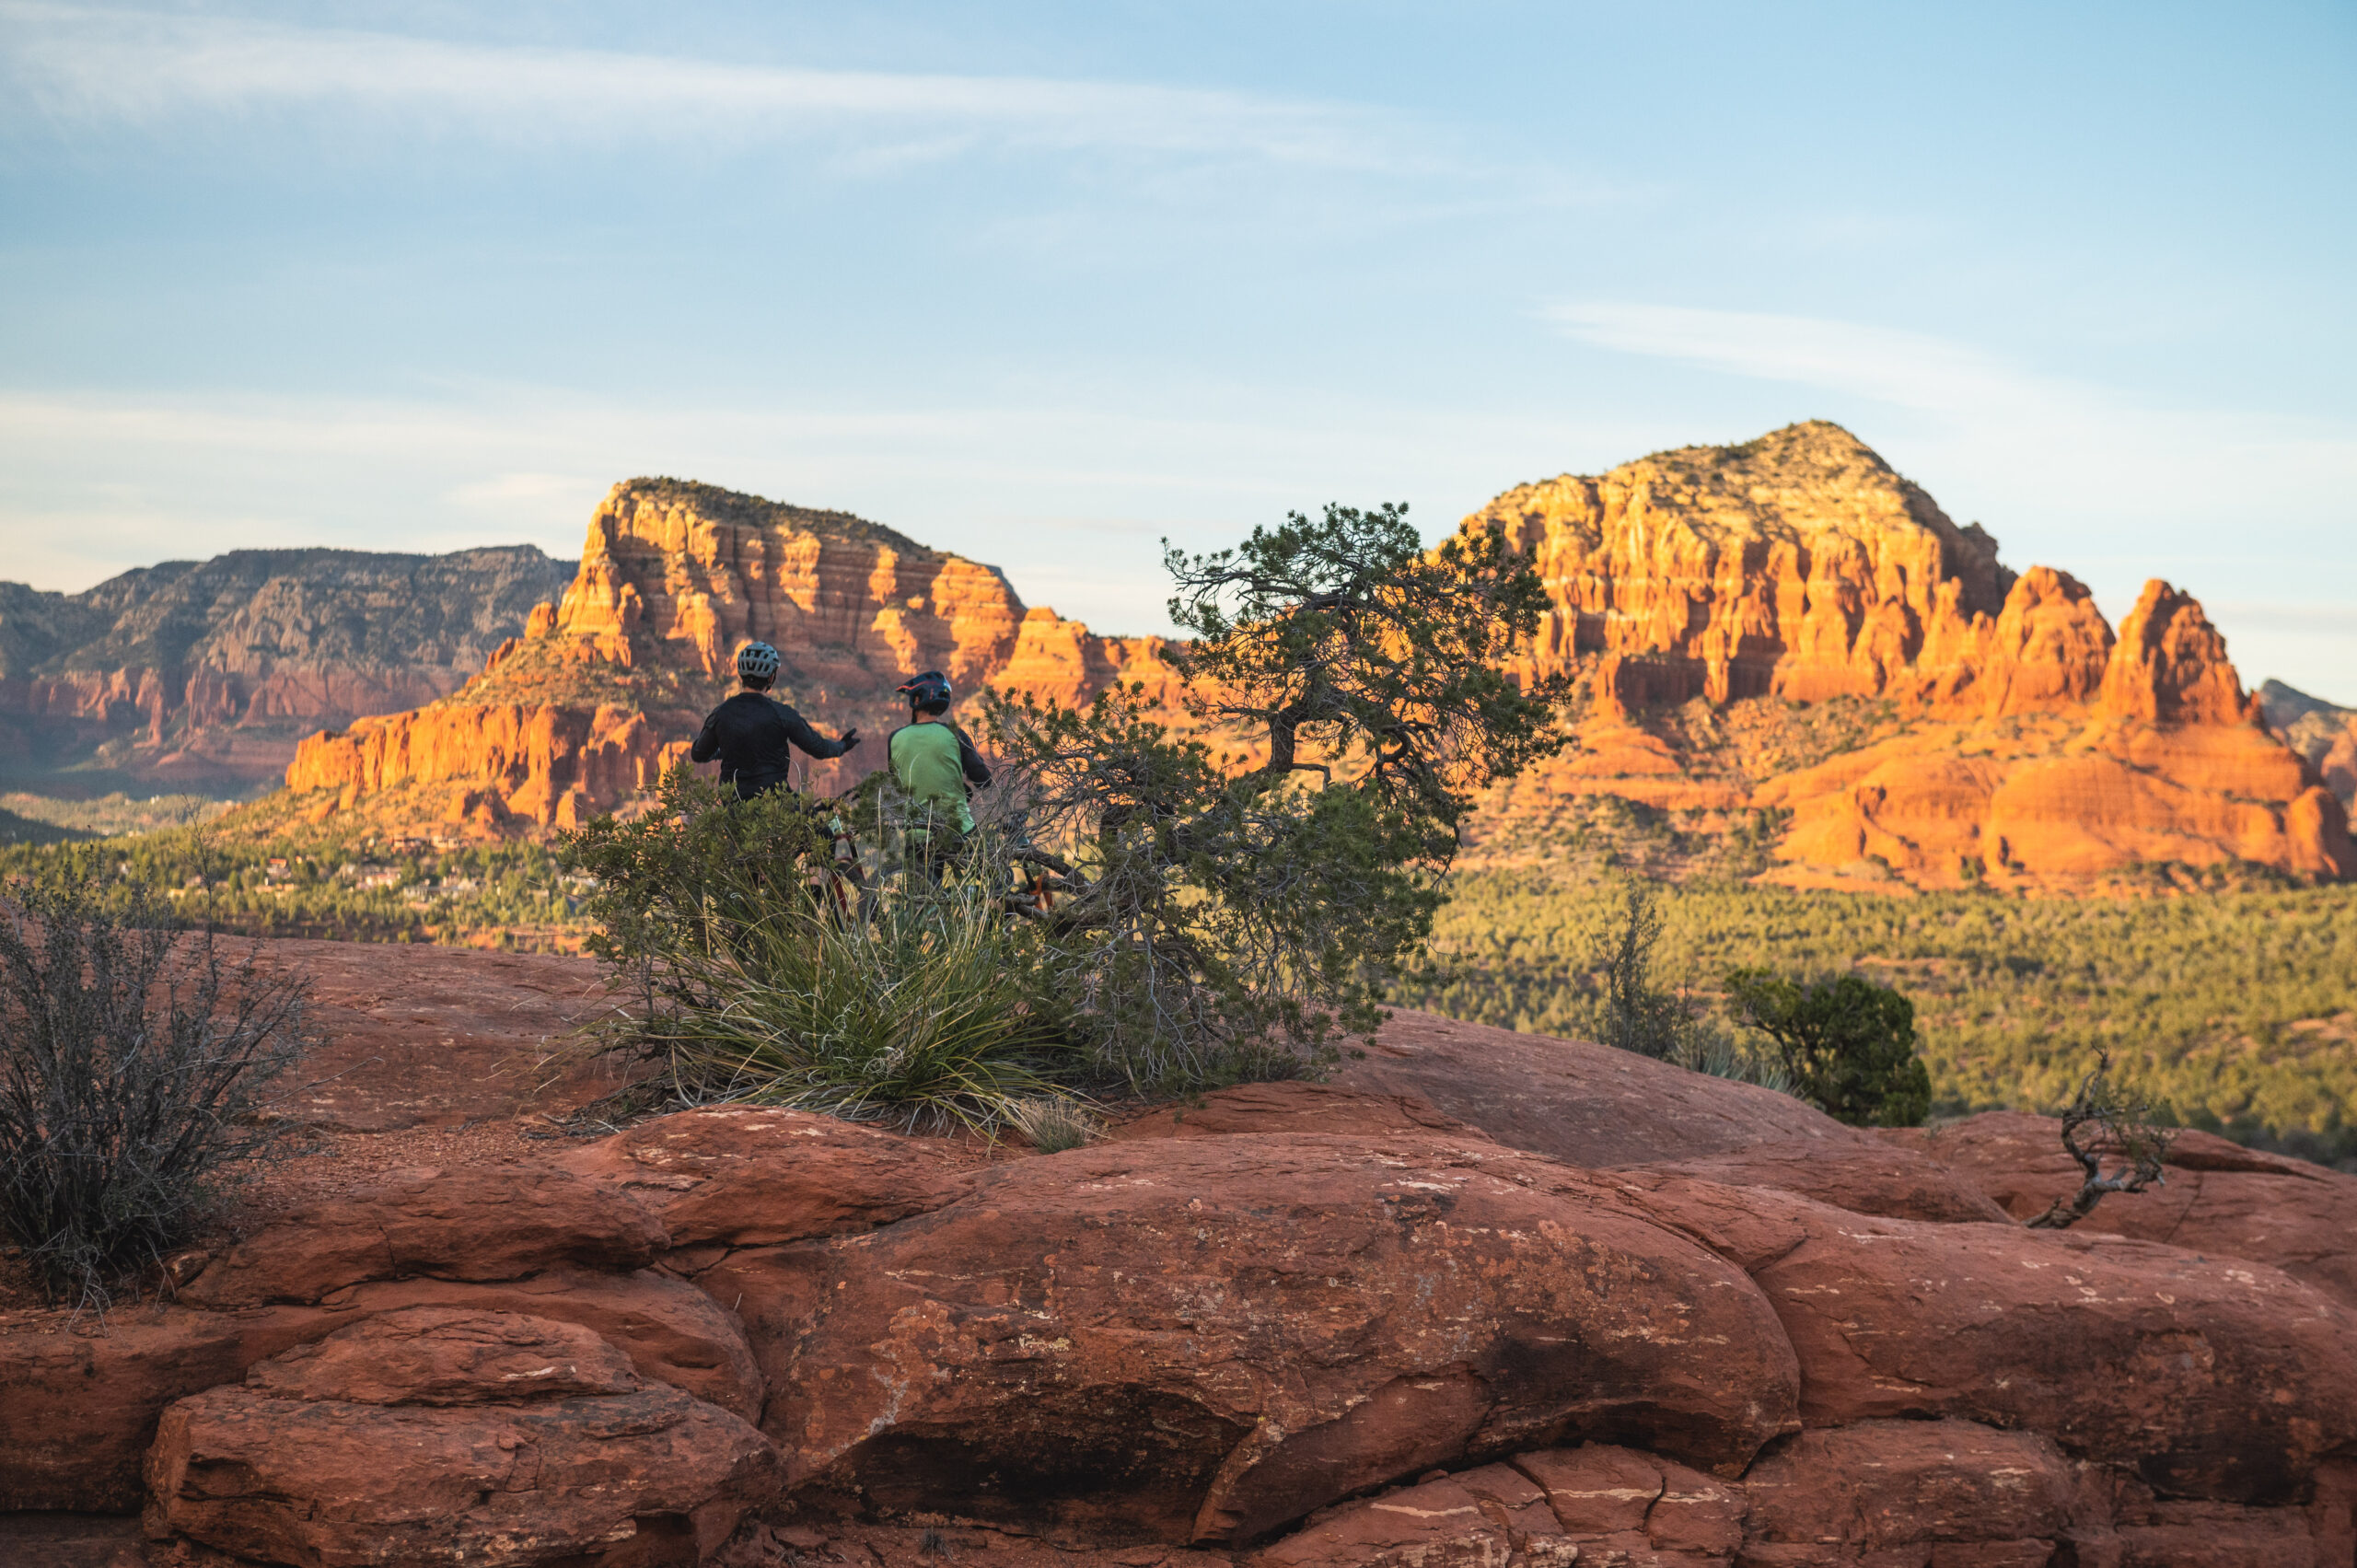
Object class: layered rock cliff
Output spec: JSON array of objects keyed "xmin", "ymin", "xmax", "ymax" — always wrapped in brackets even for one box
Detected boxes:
[
  {"xmin": 1467, "ymin": 423, "xmax": 2354, "ymax": 889},
  {"xmin": 285, "ymin": 480, "xmax": 1175, "ymax": 833},
  {"xmin": 0, "ymin": 546, "xmax": 574, "ymax": 790},
  {"xmin": 273, "ymin": 430, "xmax": 2350, "ymax": 888}
]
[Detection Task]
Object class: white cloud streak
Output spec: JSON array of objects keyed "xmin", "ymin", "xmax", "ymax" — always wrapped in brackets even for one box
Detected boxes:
[
  {"xmin": 1550, "ymin": 302, "xmax": 2040, "ymax": 415},
  {"xmin": 0, "ymin": 2, "xmax": 1400, "ymax": 167}
]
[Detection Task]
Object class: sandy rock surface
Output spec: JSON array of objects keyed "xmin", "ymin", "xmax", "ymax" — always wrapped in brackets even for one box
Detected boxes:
[
  {"xmin": 1337, "ymin": 1010, "xmax": 1882, "ymax": 1167},
  {"xmin": 253, "ymin": 938, "xmax": 615, "ymax": 1131}
]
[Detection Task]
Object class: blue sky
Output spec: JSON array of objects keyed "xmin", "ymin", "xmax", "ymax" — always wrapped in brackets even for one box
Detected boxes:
[{"xmin": 2, "ymin": 1, "xmax": 2351, "ymax": 698}]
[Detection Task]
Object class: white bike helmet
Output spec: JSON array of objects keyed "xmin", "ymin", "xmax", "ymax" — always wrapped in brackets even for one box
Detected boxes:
[{"xmin": 736, "ymin": 641, "xmax": 781, "ymax": 682}]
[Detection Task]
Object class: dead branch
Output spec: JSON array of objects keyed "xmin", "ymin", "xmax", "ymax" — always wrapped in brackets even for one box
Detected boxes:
[{"xmin": 2025, "ymin": 1051, "xmax": 2177, "ymax": 1230}]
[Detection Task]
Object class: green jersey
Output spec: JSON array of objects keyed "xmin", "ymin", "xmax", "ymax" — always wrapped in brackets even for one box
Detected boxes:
[{"xmin": 889, "ymin": 721, "xmax": 977, "ymax": 834}]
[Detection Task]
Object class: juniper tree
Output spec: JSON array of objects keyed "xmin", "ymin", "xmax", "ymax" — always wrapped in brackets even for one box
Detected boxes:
[{"xmin": 985, "ymin": 504, "xmax": 1572, "ymax": 1090}]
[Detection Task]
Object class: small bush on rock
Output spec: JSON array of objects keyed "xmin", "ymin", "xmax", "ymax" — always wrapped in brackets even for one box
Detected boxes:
[
  {"xmin": 563, "ymin": 771, "xmax": 1070, "ymax": 1133},
  {"xmin": 0, "ymin": 868, "xmax": 308, "ymax": 1305},
  {"xmin": 1724, "ymin": 968, "xmax": 1932, "ymax": 1126},
  {"xmin": 2026, "ymin": 1051, "xmax": 2177, "ymax": 1229}
]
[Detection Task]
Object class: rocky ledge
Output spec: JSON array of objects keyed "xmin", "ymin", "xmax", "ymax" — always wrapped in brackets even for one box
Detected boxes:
[{"xmin": 4, "ymin": 993, "xmax": 2354, "ymax": 1567}]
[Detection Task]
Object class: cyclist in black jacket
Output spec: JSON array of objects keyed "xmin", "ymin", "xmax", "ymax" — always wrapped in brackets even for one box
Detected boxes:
[{"xmin": 691, "ymin": 641, "xmax": 860, "ymax": 799}]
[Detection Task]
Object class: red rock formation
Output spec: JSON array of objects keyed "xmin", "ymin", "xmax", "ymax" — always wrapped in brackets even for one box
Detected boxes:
[
  {"xmin": 1893, "ymin": 1110, "xmax": 2357, "ymax": 1309},
  {"xmin": 1469, "ymin": 422, "xmax": 2014, "ymax": 711},
  {"xmin": 268, "ymin": 433, "xmax": 2348, "ymax": 884},
  {"xmin": 146, "ymin": 1309, "xmax": 776, "ymax": 1567},
  {"xmin": 2100, "ymin": 579, "xmax": 2251, "ymax": 725},
  {"xmin": 1457, "ymin": 423, "xmax": 2351, "ymax": 888},
  {"xmin": 282, "ymin": 482, "xmax": 1180, "ymax": 833},
  {"xmin": 992, "ymin": 605, "xmax": 1187, "ymax": 711},
  {"xmin": 1971, "ymin": 564, "xmax": 2115, "ymax": 716}
]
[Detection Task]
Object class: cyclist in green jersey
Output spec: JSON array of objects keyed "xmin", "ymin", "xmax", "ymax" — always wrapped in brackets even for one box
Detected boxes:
[{"xmin": 888, "ymin": 670, "xmax": 991, "ymax": 879}]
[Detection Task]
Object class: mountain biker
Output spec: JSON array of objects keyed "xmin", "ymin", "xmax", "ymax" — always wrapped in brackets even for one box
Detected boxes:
[
  {"xmin": 691, "ymin": 642, "xmax": 860, "ymax": 799},
  {"xmin": 888, "ymin": 670, "xmax": 990, "ymax": 877}
]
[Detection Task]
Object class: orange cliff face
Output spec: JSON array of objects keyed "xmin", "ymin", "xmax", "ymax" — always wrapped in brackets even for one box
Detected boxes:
[
  {"xmin": 283, "ymin": 435, "xmax": 2351, "ymax": 886},
  {"xmin": 1462, "ymin": 423, "xmax": 2354, "ymax": 890},
  {"xmin": 284, "ymin": 480, "xmax": 1178, "ymax": 836}
]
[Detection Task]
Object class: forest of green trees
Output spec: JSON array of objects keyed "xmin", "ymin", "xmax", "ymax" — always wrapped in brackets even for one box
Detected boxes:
[
  {"xmin": 0, "ymin": 824, "xmax": 580, "ymax": 947},
  {"xmin": 1402, "ymin": 866, "xmax": 2357, "ymax": 1165}
]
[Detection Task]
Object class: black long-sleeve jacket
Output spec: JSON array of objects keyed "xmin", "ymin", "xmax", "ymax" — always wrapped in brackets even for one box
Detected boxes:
[{"xmin": 691, "ymin": 692, "xmax": 854, "ymax": 800}]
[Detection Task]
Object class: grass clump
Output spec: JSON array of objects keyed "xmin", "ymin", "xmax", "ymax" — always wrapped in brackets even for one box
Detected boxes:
[
  {"xmin": 0, "ymin": 867, "xmax": 309, "ymax": 1307},
  {"xmin": 646, "ymin": 877, "xmax": 1069, "ymax": 1134},
  {"xmin": 1004, "ymin": 1095, "xmax": 1101, "ymax": 1153},
  {"xmin": 563, "ymin": 770, "xmax": 1077, "ymax": 1136}
]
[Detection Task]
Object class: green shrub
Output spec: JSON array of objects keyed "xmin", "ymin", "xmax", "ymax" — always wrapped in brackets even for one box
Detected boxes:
[
  {"xmin": 981, "ymin": 502, "xmax": 1571, "ymax": 1091},
  {"xmin": 562, "ymin": 769, "xmax": 1075, "ymax": 1134},
  {"xmin": 0, "ymin": 870, "xmax": 309, "ymax": 1305},
  {"xmin": 1591, "ymin": 879, "xmax": 1688, "ymax": 1058},
  {"xmin": 644, "ymin": 878, "xmax": 1069, "ymax": 1134},
  {"xmin": 1724, "ymin": 968, "xmax": 1931, "ymax": 1126}
]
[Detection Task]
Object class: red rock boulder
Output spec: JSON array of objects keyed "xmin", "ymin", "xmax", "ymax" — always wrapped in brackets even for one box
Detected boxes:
[
  {"xmin": 554, "ymin": 1104, "xmax": 981, "ymax": 1250},
  {"xmin": 1617, "ymin": 1173, "xmax": 2357, "ymax": 1504},
  {"xmin": 1897, "ymin": 1111, "xmax": 2357, "ymax": 1307},
  {"xmin": 145, "ymin": 1308, "xmax": 777, "ymax": 1568},
  {"xmin": 697, "ymin": 1133, "xmax": 1800, "ymax": 1546},
  {"xmin": 182, "ymin": 1164, "xmax": 668, "ymax": 1307}
]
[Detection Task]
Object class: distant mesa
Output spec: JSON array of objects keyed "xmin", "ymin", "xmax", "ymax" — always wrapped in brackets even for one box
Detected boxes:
[
  {"xmin": 0, "ymin": 546, "xmax": 573, "ymax": 794},
  {"xmin": 7, "ymin": 423, "xmax": 2345, "ymax": 891}
]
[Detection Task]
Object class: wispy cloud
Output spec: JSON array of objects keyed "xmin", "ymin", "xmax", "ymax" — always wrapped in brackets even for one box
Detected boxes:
[
  {"xmin": 1548, "ymin": 302, "xmax": 2056, "ymax": 416},
  {"xmin": 1542, "ymin": 298, "xmax": 2357, "ymax": 505},
  {"xmin": 0, "ymin": 2, "xmax": 1402, "ymax": 168}
]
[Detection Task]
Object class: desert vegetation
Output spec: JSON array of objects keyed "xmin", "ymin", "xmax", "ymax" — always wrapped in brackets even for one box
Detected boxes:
[
  {"xmin": 0, "ymin": 828, "xmax": 580, "ymax": 946},
  {"xmin": 0, "ymin": 869, "xmax": 310, "ymax": 1305},
  {"xmin": 1408, "ymin": 865, "xmax": 2357, "ymax": 1163}
]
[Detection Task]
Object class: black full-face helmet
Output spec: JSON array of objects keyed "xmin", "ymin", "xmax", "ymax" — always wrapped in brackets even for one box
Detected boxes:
[
  {"xmin": 897, "ymin": 670, "xmax": 952, "ymax": 711},
  {"xmin": 737, "ymin": 641, "xmax": 781, "ymax": 683}
]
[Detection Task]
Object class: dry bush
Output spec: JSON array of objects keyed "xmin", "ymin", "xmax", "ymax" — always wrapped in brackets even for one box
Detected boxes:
[{"xmin": 0, "ymin": 869, "xmax": 309, "ymax": 1307}]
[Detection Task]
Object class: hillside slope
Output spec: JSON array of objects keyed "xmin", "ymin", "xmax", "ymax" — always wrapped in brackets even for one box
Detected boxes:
[
  {"xmin": 0, "ymin": 545, "xmax": 574, "ymax": 792},
  {"xmin": 2263, "ymin": 679, "xmax": 2357, "ymax": 812}
]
